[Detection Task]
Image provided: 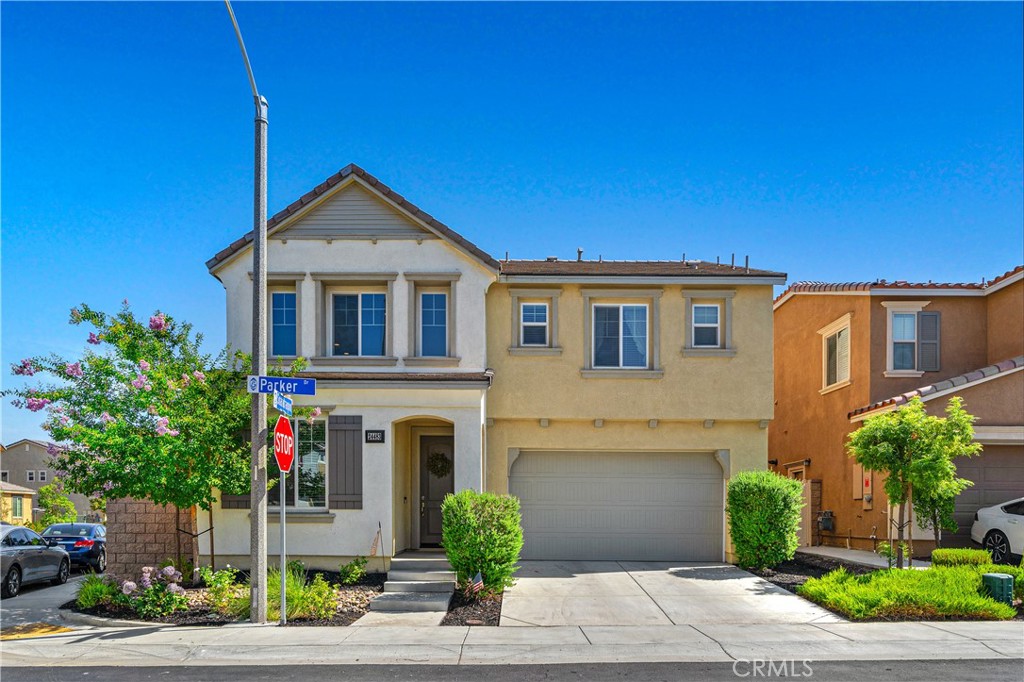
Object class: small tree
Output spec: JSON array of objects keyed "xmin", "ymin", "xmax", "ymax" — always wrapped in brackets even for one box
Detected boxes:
[
  {"xmin": 848, "ymin": 396, "xmax": 980, "ymax": 568},
  {"xmin": 37, "ymin": 480, "xmax": 78, "ymax": 527},
  {"xmin": 726, "ymin": 470, "xmax": 804, "ymax": 570}
]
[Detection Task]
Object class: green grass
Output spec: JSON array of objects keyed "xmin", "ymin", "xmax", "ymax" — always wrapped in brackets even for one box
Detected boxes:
[
  {"xmin": 75, "ymin": 574, "xmax": 119, "ymax": 609},
  {"xmin": 797, "ymin": 566, "xmax": 1017, "ymax": 620},
  {"xmin": 222, "ymin": 566, "xmax": 338, "ymax": 620}
]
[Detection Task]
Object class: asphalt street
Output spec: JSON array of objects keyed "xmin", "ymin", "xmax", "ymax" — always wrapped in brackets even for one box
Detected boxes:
[{"xmin": 2, "ymin": 661, "xmax": 1021, "ymax": 682}]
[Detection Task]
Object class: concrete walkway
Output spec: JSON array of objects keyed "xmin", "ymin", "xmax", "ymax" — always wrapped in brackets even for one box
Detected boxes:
[
  {"xmin": 1, "ymin": 620, "xmax": 1020, "ymax": 666},
  {"xmin": 501, "ymin": 561, "xmax": 840, "ymax": 626},
  {"xmin": 798, "ymin": 546, "xmax": 931, "ymax": 569}
]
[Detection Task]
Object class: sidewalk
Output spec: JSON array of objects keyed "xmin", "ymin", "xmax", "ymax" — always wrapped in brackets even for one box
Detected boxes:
[
  {"xmin": 1, "ymin": 621, "xmax": 1020, "ymax": 666},
  {"xmin": 797, "ymin": 546, "xmax": 931, "ymax": 570}
]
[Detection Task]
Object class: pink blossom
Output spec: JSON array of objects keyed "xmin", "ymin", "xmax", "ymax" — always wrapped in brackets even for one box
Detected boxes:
[
  {"xmin": 102, "ymin": 481, "xmax": 114, "ymax": 492},
  {"xmin": 13, "ymin": 359, "xmax": 36, "ymax": 376},
  {"xmin": 70, "ymin": 308, "xmax": 82, "ymax": 322},
  {"xmin": 26, "ymin": 397, "xmax": 51, "ymax": 412},
  {"xmin": 46, "ymin": 443, "xmax": 64, "ymax": 456},
  {"xmin": 139, "ymin": 360, "xmax": 151, "ymax": 371},
  {"xmin": 306, "ymin": 406, "xmax": 322, "ymax": 425},
  {"xmin": 192, "ymin": 370, "xmax": 206, "ymax": 383},
  {"xmin": 131, "ymin": 374, "xmax": 146, "ymax": 389},
  {"xmin": 155, "ymin": 416, "xmax": 176, "ymax": 436},
  {"xmin": 148, "ymin": 405, "xmax": 158, "ymax": 415},
  {"xmin": 149, "ymin": 314, "xmax": 166, "ymax": 331},
  {"xmin": 100, "ymin": 411, "xmax": 115, "ymax": 424},
  {"xmin": 59, "ymin": 415, "xmax": 70, "ymax": 426},
  {"xmin": 180, "ymin": 373, "xmax": 191, "ymax": 387},
  {"xmin": 65, "ymin": 362, "xmax": 84, "ymax": 378},
  {"xmin": 144, "ymin": 384, "xmax": 152, "ymax": 391},
  {"xmin": 122, "ymin": 298, "xmax": 130, "ymax": 306},
  {"xmin": 87, "ymin": 332, "xmax": 101, "ymax": 345}
]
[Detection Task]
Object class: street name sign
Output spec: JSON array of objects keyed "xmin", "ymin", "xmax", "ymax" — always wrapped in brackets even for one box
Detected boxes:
[
  {"xmin": 247, "ymin": 375, "xmax": 316, "ymax": 396},
  {"xmin": 273, "ymin": 391, "xmax": 293, "ymax": 417}
]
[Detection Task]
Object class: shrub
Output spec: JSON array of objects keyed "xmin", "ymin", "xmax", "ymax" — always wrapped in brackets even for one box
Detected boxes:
[
  {"xmin": 726, "ymin": 470, "xmax": 803, "ymax": 570},
  {"xmin": 200, "ymin": 566, "xmax": 244, "ymax": 613},
  {"xmin": 286, "ymin": 559, "xmax": 306, "ymax": 576},
  {"xmin": 338, "ymin": 556, "xmax": 367, "ymax": 585},
  {"xmin": 222, "ymin": 566, "xmax": 340, "ymax": 621},
  {"xmin": 877, "ymin": 542, "xmax": 909, "ymax": 569},
  {"xmin": 118, "ymin": 565, "xmax": 189, "ymax": 619},
  {"xmin": 303, "ymin": 574, "xmax": 338, "ymax": 620},
  {"xmin": 798, "ymin": 566, "xmax": 1016, "ymax": 620},
  {"xmin": 441, "ymin": 490, "xmax": 523, "ymax": 593},
  {"xmin": 76, "ymin": 574, "xmax": 118, "ymax": 609},
  {"xmin": 932, "ymin": 548, "xmax": 993, "ymax": 566}
]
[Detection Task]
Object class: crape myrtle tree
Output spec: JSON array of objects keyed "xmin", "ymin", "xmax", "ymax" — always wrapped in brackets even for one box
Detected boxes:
[
  {"xmin": 847, "ymin": 396, "xmax": 980, "ymax": 568},
  {"xmin": 4, "ymin": 302, "xmax": 312, "ymax": 568}
]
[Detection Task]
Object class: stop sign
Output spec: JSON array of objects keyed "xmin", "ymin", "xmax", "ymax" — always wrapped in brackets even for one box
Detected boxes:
[{"xmin": 273, "ymin": 416, "xmax": 295, "ymax": 473}]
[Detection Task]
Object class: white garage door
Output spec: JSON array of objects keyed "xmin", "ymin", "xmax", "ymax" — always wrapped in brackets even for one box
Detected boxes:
[{"xmin": 510, "ymin": 450, "xmax": 724, "ymax": 561}]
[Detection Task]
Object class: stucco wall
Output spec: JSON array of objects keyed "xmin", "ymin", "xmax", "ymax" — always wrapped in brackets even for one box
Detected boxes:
[
  {"xmin": 985, "ymin": 279, "xmax": 1024, "ymax": 365},
  {"xmin": 920, "ymin": 371, "xmax": 1024, "ymax": 426},
  {"xmin": 485, "ymin": 283, "xmax": 775, "ymax": 421},
  {"xmin": 0, "ymin": 441, "xmax": 95, "ymax": 520}
]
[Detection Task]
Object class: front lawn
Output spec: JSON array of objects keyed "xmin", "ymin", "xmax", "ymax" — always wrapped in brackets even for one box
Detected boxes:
[{"xmin": 797, "ymin": 565, "xmax": 1021, "ymax": 621}]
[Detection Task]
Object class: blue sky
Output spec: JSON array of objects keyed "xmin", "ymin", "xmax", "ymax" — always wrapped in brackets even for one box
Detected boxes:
[{"xmin": 2, "ymin": 2, "xmax": 1022, "ymax": 441}]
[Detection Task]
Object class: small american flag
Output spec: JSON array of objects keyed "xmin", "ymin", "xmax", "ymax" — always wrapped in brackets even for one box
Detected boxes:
[{"xmin": 469, "ymin": 571, "xmax": 484, "ymax": 594}]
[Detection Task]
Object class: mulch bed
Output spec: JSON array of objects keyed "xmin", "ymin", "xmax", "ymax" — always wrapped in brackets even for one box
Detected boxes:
[
  {"xmin": 441, "ymin": 590, "xmax": 502, "ymax": 626},
  {"xmin": 752, "ymin": 553, "xmax": 872, "ymax": 594},
  {"xmin": 62, "ymin": 571, "xmax": 386, "ymax": 627}
]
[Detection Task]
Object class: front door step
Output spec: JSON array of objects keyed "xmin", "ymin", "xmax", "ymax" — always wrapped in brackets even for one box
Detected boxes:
[
  {"xmin": 383, "ymin": 580, "xmax": 456, "ymax": 593},
  {"xmin": 369, "ymin": 592, "xmax": 452, "ymax": 612},
  {"xmin": 387, "ymin": 569, "xmax": 457, "ymax": 582}
]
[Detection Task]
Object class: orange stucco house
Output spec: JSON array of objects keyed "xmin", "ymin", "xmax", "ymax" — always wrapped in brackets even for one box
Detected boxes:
[{"xmin": 770, "ymin": 266, "xmax": 1023, "ymax": 552}]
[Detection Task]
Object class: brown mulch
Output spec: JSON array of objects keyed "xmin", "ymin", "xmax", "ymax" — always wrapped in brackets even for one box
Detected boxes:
[
  {"xmin": 441, "ymin": 590, "xmax": 502, "ymax": 626},
  {"xmin": 751, "ymin": 554, "xmax": 872, "ymax": 594}
]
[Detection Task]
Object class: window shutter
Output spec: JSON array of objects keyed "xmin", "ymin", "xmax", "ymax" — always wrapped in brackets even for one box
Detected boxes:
[
  {"xmin": 328, "ymin": 415, "xmax": 363, "ymax": 510},
  {"xmin": 837, "ymin": 328, "xmax": 850, "ymax": 383},
  {"xmin": 221, "ymin": 493, "xmax": 250, "ymax": 509},
  {"xmin": 917, "ymin": 311, "xmax": 940, "ymax": 372}
]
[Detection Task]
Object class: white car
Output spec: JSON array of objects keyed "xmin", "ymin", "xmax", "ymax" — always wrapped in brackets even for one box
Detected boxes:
[{"xmin": 971, "ymin": 497, "xmax": 1024, "ymax": 564}]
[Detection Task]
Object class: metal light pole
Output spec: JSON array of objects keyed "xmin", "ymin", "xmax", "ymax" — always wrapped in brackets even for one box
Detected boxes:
[{"xmin": 225, "ymin": 0, "xmax": 268, "ymax": 624}]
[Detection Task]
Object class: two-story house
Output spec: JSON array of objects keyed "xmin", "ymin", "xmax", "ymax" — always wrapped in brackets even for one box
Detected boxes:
[
  {"xmin": 1, "ymin": 439, "xmax": 96, "ymax": 522},
  {"xmin": 200, "ymin": 164, "xmax": 785, "ymax": 568},
  {"xmin": 771, "ymin": 267, "xmax": 1024, "ymax": 552}
]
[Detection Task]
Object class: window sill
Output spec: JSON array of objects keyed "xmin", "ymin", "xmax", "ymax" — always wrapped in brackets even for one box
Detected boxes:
[
  {"xmin": 580, "ymin": 369, "xmax": 665, "ymax": 379},
  {"xmin": 313, "ymin": 356, "xmax": 399, "ymax": 367},
  {"xmin": 884, "ymin": 370, "xmax": 924, "ymax": 378},
  {"xmin": 819, "ymin": 379, "xmax": 852, "ymax": 395},
  {"xmin": 508, "ymin": 346, "xmax": 563, "ymax": 356},
  {"xmin": 681, "ymin": 347, "xmax": 737, "ymax": 358},
  {"xmin": 268, "ymin": 509, "xmax": 335, "ymax": 523},
  {"xmin": 404, "ymin": 356, "xmax": 461, "ymax": 367}
]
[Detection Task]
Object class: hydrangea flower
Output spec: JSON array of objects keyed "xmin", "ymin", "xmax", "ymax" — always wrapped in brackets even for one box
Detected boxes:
[
  {"xmin": 121, "ymin": 581, "xmax": 138, "ymax": 595},
  {"xmin": 168, "ymin": 583, "xmax": 185, "ymax": 595},
  {"xmin": 13, "ymin": 359, "xmax": 36, "ymax": 376},
  {"xmin": 162, "ymin": 565, "xmax": 177, "ymax": 578},
  {"xmin": 87, "ymin": 332, "xmax": 101, "ymax": 345},
  {"xmin": 149, "ymin": 314, "xmax": 167, "ymax": 331}
]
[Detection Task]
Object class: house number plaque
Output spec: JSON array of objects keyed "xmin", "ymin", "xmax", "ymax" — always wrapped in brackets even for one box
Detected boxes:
[{"xmin": 365, "ymin": 430, "xmax": 385, "ymax": 444}]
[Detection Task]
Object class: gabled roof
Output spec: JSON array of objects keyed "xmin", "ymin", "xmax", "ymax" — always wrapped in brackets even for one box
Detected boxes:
[
  {"xmin": 848, "ymin": 355, "xmax": 1024, "ymax": 420},
  {"xmin": 0, "ymin": 481, "xmax": 37, "ymax": 495},
  {"xmin": 500, "ymin": 259, "xmax": 785, "ymax": 279},
  {"xmin": 3, "ymin": 439, "xmax": 54, "ymax": 451},
  {"xmin": 206, "ymin": 164, "xmax": 500, "ymax": 273},
  {"xmin": 775, "ymin": 265, "xmax": 1023, "ymax": 309}
]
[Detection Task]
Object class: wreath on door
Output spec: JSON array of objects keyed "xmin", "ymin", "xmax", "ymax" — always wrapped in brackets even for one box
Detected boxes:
[{"xmin": 427, "ymin": 450, "xmax": 452, "ymax": 478}]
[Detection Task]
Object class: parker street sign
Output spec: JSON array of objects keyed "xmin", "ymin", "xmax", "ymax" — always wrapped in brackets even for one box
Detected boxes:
[
  {"xmin": 273, "ymin": 391, "xmax": 293, "ymax": 417},
  {"xmin": 247, "ymin": 376, "xmax": 317, "ymax": 396}
]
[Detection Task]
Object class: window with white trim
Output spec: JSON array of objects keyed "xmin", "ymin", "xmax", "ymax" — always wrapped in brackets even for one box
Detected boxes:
[
  {"xmin": 818, "ymin": 313, "xmax": 852, "ymax": 391},
  {"xmin": 892, "ymin": 313, "xmax": 916, "ymax": 370},
  {"xmin": 882, "ymin": 301, "xmax": 939, "ymax": 376},
  {"xmin": 520, "ymin": 303, "xmax": 548, "ymax": 346},
  {"xmin": 270, "ymin": 290, "xmax": 297, "ymax": 357},
  {"xmin": 26, "ymin": 471, "xmax": 35, "ymax": 483},
  {"xmin": 593, "ymin": 304, "xmax": 648, "ymax": 369},
  {"xmin": 329, "ymin": 292, "xmax": 386, "ymax": 357},
  {"xmin": 38, "ymin": 470, "xmax": 47, "ymax": 483},
  {"xmin": 692, "ymin": 304, "xmax": 721, "ymax": 348},
  {"xmin": 0, "ymin": 471, "xmax": 8, "ymax": 483},
  {"xmin": 268, "ymin": 419, "xmax": 326, "ymax": 508},
  {"xmin": 419, "ymin": 292, "xmax": 448, "ymax": 357}
]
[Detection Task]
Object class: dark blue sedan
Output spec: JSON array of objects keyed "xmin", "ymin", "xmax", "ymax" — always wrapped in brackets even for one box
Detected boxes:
[{"xmin": 41, "ymin": 523, "xmax": 106, "ymax": 573}]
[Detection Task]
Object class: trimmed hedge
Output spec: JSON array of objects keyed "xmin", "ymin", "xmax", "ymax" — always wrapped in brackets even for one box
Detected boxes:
[
  {"xmin": 931, "ymin": 548, "xmax": 993, "ymax": 566},
  {"xmin": 726, "ymin": 470, "xmax": 804, "ymax": 570},
  {"xmin": 441, "ymin": 490, "xmax": 523, "ymax": 592}
]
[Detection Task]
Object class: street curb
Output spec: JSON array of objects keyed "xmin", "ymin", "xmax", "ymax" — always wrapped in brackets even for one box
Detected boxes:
[{"xmin": 59, "ymin": 608, "xmax": 155, "ymax": 629}]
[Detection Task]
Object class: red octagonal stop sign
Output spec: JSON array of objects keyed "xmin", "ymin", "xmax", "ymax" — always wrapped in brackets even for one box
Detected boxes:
[{"xmin": 273, "ymin": 415, "xmax": 294, "ymax": 473}]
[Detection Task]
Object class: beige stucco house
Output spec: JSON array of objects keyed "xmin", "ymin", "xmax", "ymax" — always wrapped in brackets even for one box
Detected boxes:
[
  {"xmin": 1, "ymin": 439, "xmax": 96, "ymax": 522},
  {"xmin": 201, "ymin": 164, "xmax": 785, "ymax": 568}
]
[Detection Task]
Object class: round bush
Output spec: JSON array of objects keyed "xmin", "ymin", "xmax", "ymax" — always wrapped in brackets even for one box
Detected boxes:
[
  {"xmin": 726, "ymin": 470, "xmax": 804, "ymax": 570},
  {"xmin": 441, "ymin": 490, "xmax": 523, "ymax": 592}
]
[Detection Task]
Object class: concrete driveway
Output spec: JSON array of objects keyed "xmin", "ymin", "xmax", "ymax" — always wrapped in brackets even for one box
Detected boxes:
[
  {"xmin": 500, "ymin": 561, "xmax": 841, "ymax": 626},
  {"xmin": 0, "ymin": 574, "xmax": 85, "ymax": 629}
]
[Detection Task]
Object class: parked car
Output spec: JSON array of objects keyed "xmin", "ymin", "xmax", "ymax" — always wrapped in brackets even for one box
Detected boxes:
[
  {"xmin": 971, "ymin": 497, "xmax": 1024, "ymax": 564},
  {"xmin": 41, "ymin": 523, "xmax": 106, "ymax": 573},
  {"xmin": 1, "ymin": 525, "xmax": 70, "ymax": 598}
]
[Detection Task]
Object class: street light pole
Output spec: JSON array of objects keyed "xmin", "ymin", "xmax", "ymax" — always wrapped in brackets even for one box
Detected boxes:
[{"xmin": 225, "ymin": 0, "xmax": 268, "ymax": 625}]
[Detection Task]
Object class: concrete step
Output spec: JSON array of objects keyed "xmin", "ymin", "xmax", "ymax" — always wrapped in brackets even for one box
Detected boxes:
[
  {"xmin": 388, "ymin": 569, "xmax": 456, "ymax": 582},
  {"xmin": 389, "ymin": 557, "xmax": 453, "ymax": 573},
  {"xmin": 369, "ymin": 591, "xmax": 452, "ymax": 612},
  {"xmin": 384, "ymin": 580, "xmax": 457, "ymax": 593}
]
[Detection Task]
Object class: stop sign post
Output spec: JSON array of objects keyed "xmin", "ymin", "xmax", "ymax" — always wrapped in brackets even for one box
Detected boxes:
[{"xmin": 273, "ymin": 414, "xmax": 294, "ymax": 625}]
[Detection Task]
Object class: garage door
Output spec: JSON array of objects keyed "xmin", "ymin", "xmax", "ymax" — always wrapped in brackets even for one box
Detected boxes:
[
  {"xmin": 947, "ymin": 445, "xmax": 1024, "ymax": 547},
  {"xmin": 509, "ymin": 450, "xmax": 724, "ymax": 561}
]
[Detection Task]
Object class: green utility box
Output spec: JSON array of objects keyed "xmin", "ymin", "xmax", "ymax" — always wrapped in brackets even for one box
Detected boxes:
[{"xmin": 981, "ymin": 573, "xmax": 1014, "ymax": 605}]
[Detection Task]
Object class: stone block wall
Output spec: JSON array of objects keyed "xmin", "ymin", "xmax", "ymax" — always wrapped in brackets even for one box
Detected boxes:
[{"xmin": 105, "ymin": 498, "xmax": 197, "ymax": 579}]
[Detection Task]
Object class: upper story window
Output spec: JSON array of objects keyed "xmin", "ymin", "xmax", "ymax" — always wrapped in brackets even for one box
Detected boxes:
[
  {"xmin": 38, "ymin": 470, "xmax": 47, "ymax": 483},
  {"xmin": 881, "ymin": 301, "xmax": 939, "ymax": 377},
  {"xmin": 331, "ymin": 292, "xmax": 386, "ymax": 357},
  {"xmin": 26, "ymin": 471, "xmax": 34, "ymax": 483},
  {"xmin": 521, "ymin": 303, "xmax": 548, "ymax": 346},
  {"xmin": 0, "ymin": 471, "xmax": 8, "ymax": 483},
  {"xmin": 271, "ymin": 291, "xmax": 297, "ymax": 357},
  {"xmin": 593, "ymin": 304, "xmax": 648, "ymax": 369},
  {"xmin": 420, "ymin": 292, "xmax": 448, "ymax": 357},
  {"xmin": 692, "ymin": 304, "xmax": 720, "ymax": 347},
  {"xmin": 817, "ymin": 313, "xmax": 851, "ymax": 393},
  {"xmin": 682, "ymin": 290, "xmax": 736, "ymax": 357}
]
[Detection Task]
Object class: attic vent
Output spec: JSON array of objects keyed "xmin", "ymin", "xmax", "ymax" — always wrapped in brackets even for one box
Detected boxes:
[{"xmin": 546, "ymin": 256, "xmax": 558, "ymax": 262}]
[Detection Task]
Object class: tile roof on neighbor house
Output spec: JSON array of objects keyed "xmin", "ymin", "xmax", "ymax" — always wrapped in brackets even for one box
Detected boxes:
[
  {"xmin": 848, "ymin": 355, "xmax": 1024, "ymax": 420},
  {"xmin": 500, "ymin": 259, "xmax": 785, "ymax": 279},
  {"xmin": 0, "ymin": 481, "xmax": 37, "ymax": 495},
  {"xmin": 205, "ymin": 164, "xmax": 500, "ymax": 273},
  {"xmin": 775, "ymin": 265, "xmax": 1023, "ymax": 307}
]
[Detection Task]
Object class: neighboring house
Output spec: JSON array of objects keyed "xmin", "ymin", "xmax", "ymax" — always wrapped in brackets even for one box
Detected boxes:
[
  {"xmin": 199, "ymin": 164, "xmax": 785, "ymax": 568},
  {"xmin": 0, "ymin": 439, "xmax": 96, "ymax": 522},
  {"xmin": 0, "ymin": 481, "xmax": 36, "ymax": 525},
  {"xmin": 771, "ymin": 267, "xmax": 1024, "ymax": 551}
]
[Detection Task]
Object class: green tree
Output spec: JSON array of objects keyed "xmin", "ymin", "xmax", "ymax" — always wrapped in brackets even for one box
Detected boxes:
[
  {"xmin": 847, "ymin": 396, "xmax": 980, "ymax": 568},
  {"xmin": 37, "ymin": 480, "xmax": 78, "ymax": 527}
]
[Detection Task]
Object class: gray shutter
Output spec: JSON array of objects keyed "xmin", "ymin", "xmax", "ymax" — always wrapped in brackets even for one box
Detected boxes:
[
  {"xmin": 328, "ymin": 415, "xmax": 363, "ymax": 510},
  {"xmin": 917, "ymin": 311, "xmax": 940, "ymax": 372},
  {"xmin": 221, "ymin": 493, "xmax": 250, "ymax": 509}
]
